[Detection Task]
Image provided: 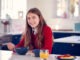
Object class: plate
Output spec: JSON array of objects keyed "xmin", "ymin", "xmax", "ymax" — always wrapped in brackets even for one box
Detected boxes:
[{"xmin": 57, "ymin": 55, "xmax": 75, "ymax": 60}]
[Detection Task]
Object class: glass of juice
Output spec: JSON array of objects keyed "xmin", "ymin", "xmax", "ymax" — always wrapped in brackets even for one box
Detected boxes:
[{"xmin": 40, "ymin": 49, "xmax": 49, "ymax": 60}]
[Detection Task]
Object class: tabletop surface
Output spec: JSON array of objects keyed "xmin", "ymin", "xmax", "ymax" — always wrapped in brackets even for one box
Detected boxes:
[{"xmin": 0, "ymin": 50, "xmax": 80, "ymax": 60}]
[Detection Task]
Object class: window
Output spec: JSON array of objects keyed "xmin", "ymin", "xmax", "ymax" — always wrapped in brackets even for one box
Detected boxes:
[
  {"xmin": 1, "ymin": 0, "xmax": 27, "ymax": 19},
  {"xmin": 0, "ymin": 0, "xmax": 27, "ymax": 33},
  {"xmin": 56, "ymin": 0, "xmax": 79, "ymax": 18}
]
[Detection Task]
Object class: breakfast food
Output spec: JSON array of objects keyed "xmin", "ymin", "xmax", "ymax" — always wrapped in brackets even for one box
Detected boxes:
[{"xmin": 58, "ymin": 54, "xmax": 75, "ymax": 59}]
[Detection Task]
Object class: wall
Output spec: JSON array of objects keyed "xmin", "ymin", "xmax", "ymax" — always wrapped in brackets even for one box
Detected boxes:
[
  {"xmin": 10, "ymin": 19, "xmax": 25, "ymax": 34},
  {"xmin": 48, "ymin": 18, "xmax": 80, "ymax": 30},
  {"xmin": 28, "ymin": 0, "xmax": 55, "ymax": 21},
  {"xmin": 27, "ymin": 0, "xmax": 80, "ymax": 31},
  {"xmin": 0, "ymin": 0, "xmax": 1, "ymax": 18},
  {"xmin": 0, "ymin": 20, "xmax": 4, "ymax": 35}
]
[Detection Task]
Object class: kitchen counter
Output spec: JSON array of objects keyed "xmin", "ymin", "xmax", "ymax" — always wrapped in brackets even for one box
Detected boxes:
[
  {"xmin": 53, "ymin": 31, "xmax": 80, "ymax": 33},
  {"xmin": 52, "ymin": 36, "xmax": 80, "ymax": 56},
  {"xmin": 54, "ymin": 36, "xmax": 80, "ymax": 44}
]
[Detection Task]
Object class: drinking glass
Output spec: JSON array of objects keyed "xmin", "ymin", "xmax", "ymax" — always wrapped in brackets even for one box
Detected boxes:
[{"xmin": 40, "ymin": 49, "xmax": 49, "ymax": 60}]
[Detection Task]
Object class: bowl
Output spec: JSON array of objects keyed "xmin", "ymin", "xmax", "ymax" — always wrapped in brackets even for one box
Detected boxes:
[{"xmin": 15, "ymin": 47, "xmax": 28, "ymax": 55}]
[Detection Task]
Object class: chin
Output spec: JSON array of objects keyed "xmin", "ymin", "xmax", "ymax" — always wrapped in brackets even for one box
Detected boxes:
[
  {"xmin": 31, "ymin": 26, "xmax": 37, "ymax": 28},
  {"xmin": 31, "ymin": 27, "xmax": 35, "ymax": 28}
]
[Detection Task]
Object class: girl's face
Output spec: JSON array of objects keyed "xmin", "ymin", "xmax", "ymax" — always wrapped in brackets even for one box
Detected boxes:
[{"xmin": 27, "ymin": 13, "xmax": 40, "ymax": 28}]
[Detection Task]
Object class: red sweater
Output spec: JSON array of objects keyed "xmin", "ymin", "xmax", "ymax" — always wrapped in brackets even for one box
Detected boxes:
[{"xmin": 16, "ymin": 25, "xmax": 53, "ymax": 53}]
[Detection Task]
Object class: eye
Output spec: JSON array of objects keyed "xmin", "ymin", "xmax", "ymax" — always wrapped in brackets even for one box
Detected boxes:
[{"xmin": 27, "ymin": 17, "xmax": 30, "ymax": 20}]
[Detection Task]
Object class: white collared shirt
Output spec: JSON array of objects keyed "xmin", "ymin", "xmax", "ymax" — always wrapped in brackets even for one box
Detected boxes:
[{"xmin": 32, "ymin": 28, "xmax": 37, "ymax": 35}]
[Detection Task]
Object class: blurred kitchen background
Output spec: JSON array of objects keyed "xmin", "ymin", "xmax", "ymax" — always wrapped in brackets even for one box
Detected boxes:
[{"xmin": 0, "ymin": 0, "xmax": 80, "ymax": 35}]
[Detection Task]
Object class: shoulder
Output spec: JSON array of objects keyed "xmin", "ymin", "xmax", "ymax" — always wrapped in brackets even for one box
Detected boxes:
[
  {"xmin": 42, "ymin": 25, "xmax": 52, "ymax": 33},
  {"xmin": 43, "ymin": 25, "xmax": 52, "ymax": 31}
]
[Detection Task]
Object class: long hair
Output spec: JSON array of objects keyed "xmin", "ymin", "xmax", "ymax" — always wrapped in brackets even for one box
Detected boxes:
[{"xmin": 24, "ymin": 8, "xmax": 47, "ymax": 49}]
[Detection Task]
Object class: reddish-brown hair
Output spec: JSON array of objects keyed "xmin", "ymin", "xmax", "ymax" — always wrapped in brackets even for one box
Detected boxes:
[{"xmin": 24, "ymin": 8, "xmax": 47, "ymax": 49}]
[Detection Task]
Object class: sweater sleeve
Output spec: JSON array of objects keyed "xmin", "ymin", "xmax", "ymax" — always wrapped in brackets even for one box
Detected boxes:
[
  {"xmin": 15, "ymin": 37, "xmax": 24, "ymax": 48},
  {"xmin": 41, "ymin": 26, "xmax": 53, "ymax": 54}
]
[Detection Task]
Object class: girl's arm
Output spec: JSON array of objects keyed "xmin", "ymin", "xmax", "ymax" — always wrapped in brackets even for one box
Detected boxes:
[
  {"xmin": 42, "ymin": 26, "xmax": 53, "ymax": 54},
  {"xmin": 15, "ymin": 33, "xmax": 25, "ymax": 47}
]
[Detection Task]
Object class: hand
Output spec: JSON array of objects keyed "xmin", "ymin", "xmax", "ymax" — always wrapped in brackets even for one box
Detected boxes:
[
  {"xmin": 26, "ymin": 50, "xmax": 35, "ymax": 56},
  {"xmin": 7, "ymin": 42, "xmax": 15, "ymax": 51}
]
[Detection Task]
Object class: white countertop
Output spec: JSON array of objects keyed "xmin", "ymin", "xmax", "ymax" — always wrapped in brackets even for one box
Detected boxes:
[
  {"xmin": 54, "ymin": 36, "xmax": 80, "ymax": 44},
  {"xmin": 53, "ymin": 31, "xmax": 80, "ymax": 33},
  {"xmin": 0, "ymin": 50, "xmax": 80, "ymax": 60},
  {"xmin": 0, "ymin": 50, "xmax": 57, "ymax": 60}
]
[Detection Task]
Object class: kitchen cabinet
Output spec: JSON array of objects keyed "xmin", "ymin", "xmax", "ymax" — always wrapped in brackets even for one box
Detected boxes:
[
  {"xmin": 53, "ymin": 31, "xmax": 80, "ymax": 39},
  {"xmin": 52, "ymin": 43, "xmax": 72, "ymax": 54},
  {"xmin": 52, "ymin": 43, "xmax": 80, "ymax": 56},
  {"xmin": 52, "ymin": 36, "xmax": 80, "ymax": 56},
  {"xmin": 72, "ymin": 44, "xmax": 80, "ymax": 56}
]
